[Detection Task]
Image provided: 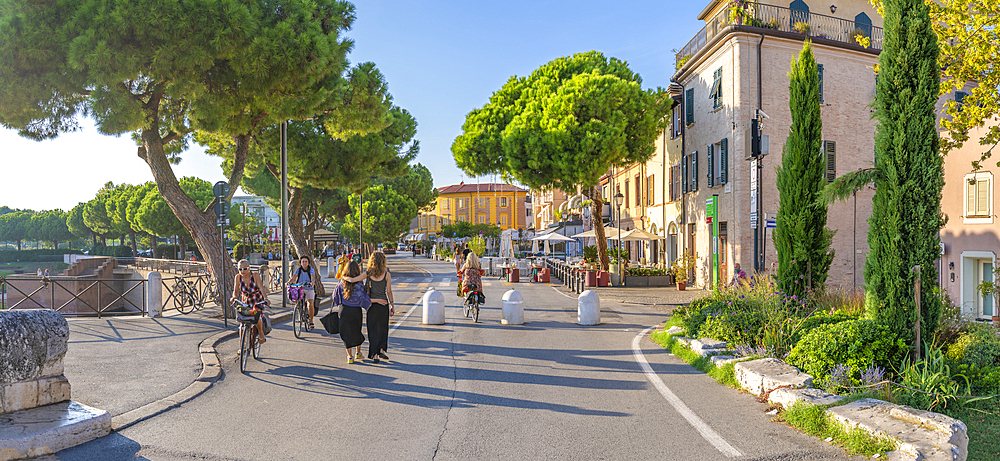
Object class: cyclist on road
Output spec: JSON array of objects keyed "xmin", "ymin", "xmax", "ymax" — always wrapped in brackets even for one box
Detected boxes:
[
  {"xmin": 288, "ymin": 255, "xmax": 318, "ymax": 331},
  {"xmin": 231, "ymin": 259, "xmax": 270, "ymax": 344},
  {"xmin": 460, "ymin": 252, "xmax": 485, "ymax": 305}
]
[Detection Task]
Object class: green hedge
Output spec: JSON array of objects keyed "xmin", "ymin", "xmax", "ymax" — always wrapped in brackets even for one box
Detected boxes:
[
  {"xmin": 786, "ymin": 319, "xmax": 908, "ymax": 387},
  {"xmin": 946, "ymin": 323, "xmax": 1000, "ymax": 368},
  {"xmin": 89, "ymin": 245, "xmax": 134, "ymax": 257},
  {"xmin": 0, "ymin": 249, "xmax": 83, "ymax": 262}
]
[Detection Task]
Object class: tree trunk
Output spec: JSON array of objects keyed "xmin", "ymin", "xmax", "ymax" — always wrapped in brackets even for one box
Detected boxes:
[
  {"xmin": 150, "ymin": 234, "xmax": 158, "ymax": 259},
  {"xmin": 586, "ymin": 186, "xmax": 610, "ymax": 271},
  {"xmin": 287, "ymin": 187, "xmax": 326, "ymax": 298},
  {"xmin": 139, "ymin": 126, "xmax": 237, "ymax": 318},
  {"xmin": 129, "ymin": 230, "xmax": 137, "ymax": 257}
]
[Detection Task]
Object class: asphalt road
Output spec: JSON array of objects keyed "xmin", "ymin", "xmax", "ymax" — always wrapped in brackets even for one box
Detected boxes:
[{"xmin": 55, "ymin": 254, "xmax": 862, "ymax": 460}]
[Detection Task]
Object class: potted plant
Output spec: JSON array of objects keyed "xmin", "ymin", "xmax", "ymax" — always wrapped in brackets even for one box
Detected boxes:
[
  {"xmin": 978, "ymin": 280, "xmax": 1000, "ymax": 327},
  {"xmin": 669, "ymin": 254, "xmax": 696, "ymax": 290},
  {"xmin": 793, "ymin": 21, "xmax": 811, "ymax": 35}
]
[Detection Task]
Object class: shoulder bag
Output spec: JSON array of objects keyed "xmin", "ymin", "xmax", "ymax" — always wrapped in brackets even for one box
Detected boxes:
[{"xmin": 321, "ymin": 306, "xmax": 340, "ymax": 334}]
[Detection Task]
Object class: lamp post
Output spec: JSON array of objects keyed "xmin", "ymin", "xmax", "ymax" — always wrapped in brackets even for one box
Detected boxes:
[{"xmin": 614, "ymin": 192, "xmax": 624, "ymax": 287}]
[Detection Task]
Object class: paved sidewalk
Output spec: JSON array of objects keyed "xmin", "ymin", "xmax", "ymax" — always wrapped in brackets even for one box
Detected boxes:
[{"xmin": 62, "ymin": 272, "xmax": 337, "ymax": 425}]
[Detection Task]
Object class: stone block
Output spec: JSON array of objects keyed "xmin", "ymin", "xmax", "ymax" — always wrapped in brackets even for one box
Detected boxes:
[
  {"xmin": 691, "ymin": 338, "xmax": 729, "ymax": 357},
  {"xmin": 734, "ymin": 358, "xmax": 813, "ymax": 396},
  {"xmin": 827, "ymin": 399, "xmax": 966, "ymax": 461},
  {"xmin": 35, "ymin": 376, "xmax": 71, "ymax": 407},
  {"xmin": 0, "ymin": 401, "xmax": 110, "ymax": 460},
  {"xmin": 675, "ymin": 337, "xmax": 692, "ymax": 347},
  {"xmin": 768, "ymin": 387, "xmax": 845, "ymax": 409},
  {"xmin": 710, "ymin": 355, "xmax": 736, "ymax": 365},
  {"xmin": 1, "ymin": 381, "xmax": 38, "ymax": 414},
  {"xmin": 0, "ymin": 310, "xmax": 69, "ymax": 384},
  {"xmin": 663, "ymin": 325, "xmax": 684, "ymax": 335}
]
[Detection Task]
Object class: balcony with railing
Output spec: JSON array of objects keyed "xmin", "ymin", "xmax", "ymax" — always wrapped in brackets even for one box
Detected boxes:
[{"xmin": 675, "ymin": 1, "xmax": 882, "ymax": 71}]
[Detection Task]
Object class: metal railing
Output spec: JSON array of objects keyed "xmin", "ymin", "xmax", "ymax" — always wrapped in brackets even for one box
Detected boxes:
[
  {"xmin": 122, "ymin": 257, "xmax": 208, "ymax": 275},
  {"xmin": 675, "ymin": 1, "xmax": 882, "ymax": 70},
  {"xmin": 1, "ymin": 275, "xmax": 146, "ymax": 317},
  {"xmin": 545, "ymin": 259, "xmax": 587, "ymax": 295},
  {"xmin": 160, "ymin": 273, "xmax": 218, "ymax": 314}
]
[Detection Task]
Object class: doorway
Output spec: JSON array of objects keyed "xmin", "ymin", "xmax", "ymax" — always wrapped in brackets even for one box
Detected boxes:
[{"xmin": 962, "ymin": 252, "xmax": 997, "ymax": 318}]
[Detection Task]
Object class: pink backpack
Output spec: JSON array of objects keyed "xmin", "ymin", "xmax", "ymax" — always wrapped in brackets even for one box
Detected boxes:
[{"xmin": 287, "ymin": 285, "xmax": 304, "ymax": 301}]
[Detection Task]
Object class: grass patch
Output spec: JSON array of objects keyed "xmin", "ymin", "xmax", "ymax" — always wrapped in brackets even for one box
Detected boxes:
[
  {"xmin": 650, "ymin": 326, "xmax": 744, "ymax": 390},
  {"xmin": 941, "ymin": 400, "xmax": 1000, "ymax": 460},
  {"xmin": 782, "ymin": 401, "xmax": 896, "ymax": 457}
]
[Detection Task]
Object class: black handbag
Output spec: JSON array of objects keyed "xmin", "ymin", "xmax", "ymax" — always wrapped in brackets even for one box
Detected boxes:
[{"xmin": 321, "ymin": 308, "xmax": 340, "ymax": 334}]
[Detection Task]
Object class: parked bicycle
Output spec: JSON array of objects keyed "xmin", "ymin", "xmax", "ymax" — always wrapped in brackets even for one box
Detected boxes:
[
  {"xmin": 173, "ymin": 276, "xmax": 202, "ymax": 314},
  {"xmin": 233, "ymin": 298, "xmax": 267, "ymax": 374}
]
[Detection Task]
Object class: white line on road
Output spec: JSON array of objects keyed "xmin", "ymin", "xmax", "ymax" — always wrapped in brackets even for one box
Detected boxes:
[
  {"xmin": 389, "ymin": 299, "xmax": 421, "ymax": 334},
  {"xmin": 632, "ymin": 327, "xmax": 742, "ymax": 458},
  {"xmin": 550, "ymin": 287, "xmax": 576, "ymax": 299}
]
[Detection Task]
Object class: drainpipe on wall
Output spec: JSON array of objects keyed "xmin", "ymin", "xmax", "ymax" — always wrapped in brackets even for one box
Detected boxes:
[{"xmin": 755, "ymin": 33, "xmax": 765, "ymax": 273}]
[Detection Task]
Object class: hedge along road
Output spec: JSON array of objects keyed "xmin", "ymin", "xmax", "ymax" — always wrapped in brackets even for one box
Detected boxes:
[{"xmin": 56, "ymin": 253, "xmax": 860, "ymax": 460}]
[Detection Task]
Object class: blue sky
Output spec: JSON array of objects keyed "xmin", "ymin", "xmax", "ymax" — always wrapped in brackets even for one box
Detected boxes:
[{"xmin": 0, "ymin": 0, "xmax": 705, "ymax": 211}]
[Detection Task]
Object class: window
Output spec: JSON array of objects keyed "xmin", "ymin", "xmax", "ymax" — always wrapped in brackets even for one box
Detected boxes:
[
  {"xmin": 501, "ymin": 214, "xmax": 508, "ymax": 227},
  {"xmin": 685, "ymin": 88, "xmax": 695, "ymax": 125},
  {"xmin": 823, "ymin": 140, "xmax": 836, "ymax": 183},
  {"xmin": 635, "ymin": 174, "xmax": 641, "ymax": 205},
  {"xmin": 476, "ymin": 197, "xmax": 488, "ymax": 208},
  {"xmin": 625, "ymin": 181, "xmax": 630, "ymax": 208},
  {"xmin": 442, "ymin": 199, "xmax": 450, "ymax": 210},
  {"xmin": 956, "ymin": 91, "xmax": 968, "ymax": 111},
  {"xmin": 789, "ymin": 0, "xmax": 809, "ymax": 29},
  {"xmin": 671, "ymin": 103, "xmax": 682, "ymax": 138},
  {"xmin": 855, "ymin": 12, "xmax": 872, "ymax": 39},
  {"xmin": 720, "ymin": 138, "xmax": 728, "ymax": 184},
  {"xmin": 671, "ymin": 164, "xmax": 681, "ymax": 201},
  {"xmin": 707, "ymin": 144, "xmax": 715, "ymax": 188},
  {"xmin": 647, "ymin": 175, "xmax": 655, "ymax": 206},
  {"xmin": 710, "ymin": 67, "xmax": 723, "ymax": 110},
  {"xmin": 477, "ymin": 214, "xmax": 488, "ymax": 224},
  {"xmin": 681, "ymin": 155, "xmax": 688, "ymax": 194},
  {"xmin": 457, "ymin": 199, "xmax": 466, "ymax": 208},
  {"xmin": 708, "ymin": 139, "xmax": 729, "ymax": 187},
  {"xmin": 818, "ymin": 64, "xmax": 825, "ymax": 104},
  {"xmin": 690, "ymin": 151, "xmax": 699, "ymax": 191},
  {"xmin": 500, "ymin": 197, "xmax": 509, "ymax": 208},
  {"xmin": 966, "ymin": 173, "xmax": 993, "ymax": 219}
]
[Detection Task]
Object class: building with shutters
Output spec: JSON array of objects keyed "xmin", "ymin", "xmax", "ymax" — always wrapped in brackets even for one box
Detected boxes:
[
  {"xmin": 660, "ymin": 0, "xmax": 994, "ymax": 293},
  {"xmin": 424, "ymin": 183, "xmax": 529, "ymax": 234}
]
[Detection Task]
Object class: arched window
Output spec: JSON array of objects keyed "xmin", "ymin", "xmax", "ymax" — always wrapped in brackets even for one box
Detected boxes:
[
  {"xmin": 854, "ymin": 12, "xmax": 872, "ymax": 38},
  {"xmin": 790, "ymin": 0, "xmax": 810, "ymax": 31}
]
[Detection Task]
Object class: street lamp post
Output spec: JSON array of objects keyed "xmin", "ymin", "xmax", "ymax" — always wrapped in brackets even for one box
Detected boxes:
[{"xmin": 614, "ymin": 192, "xmax": 624, "ymax": 287}]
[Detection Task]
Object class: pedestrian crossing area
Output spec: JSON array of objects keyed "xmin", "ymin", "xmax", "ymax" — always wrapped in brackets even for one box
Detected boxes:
[{"xmin": 391, "ymin": 276, "xmax": 533, "ymax": 288}]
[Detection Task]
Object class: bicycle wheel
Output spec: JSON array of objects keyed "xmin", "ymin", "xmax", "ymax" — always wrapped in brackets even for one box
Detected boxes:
[
  {"xmin": 239, "ymin": 325, "xmax": 251, "ymax": 374},
  {"xmin": 252, "ymin": 325, "xmax": 261, "ymax": 360},
  {"xmin": 472, "ymin": 300, "xmax": 479, "ymax": 323},
  {"xmin": 175, "ymin": 285, "xmax": 194, "ymax": 314},
  {"xmin": 463, "ymin": 297, "xmax": 470, "ymax": 318},
  {"xmin": 293, "ymin": 300, "xmax": 303, "ymax": 338}
]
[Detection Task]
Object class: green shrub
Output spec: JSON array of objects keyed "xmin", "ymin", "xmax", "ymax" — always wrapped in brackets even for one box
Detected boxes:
[
  {"xmin": 89, "ymin": 245, "xmax": 134, "ymax": 257},
  {"xmin": 793, "ymin": 312, "xmax": 855, "ymax": 344},
  {"xmin": 674, "ymin": 297, "xmax": 716, "ymax": 337},
  {"xmin": 945, "ymin": 323, "xmax": 1000, "ymax": 368},
  {"xmin": 786, "ymin": 319, "xmax": 907, "ymax": 387},
  {"xmin": 233, "ymin": 243, "xmax": 248, "ymax": 260},
  {"xmin": 156, "ymin": 244, "xmax": 179, "ymax": 259}
]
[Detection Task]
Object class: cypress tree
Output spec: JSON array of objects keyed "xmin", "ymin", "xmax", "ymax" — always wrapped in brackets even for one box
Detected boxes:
[
  {"xmin": 774, "ymin": 41, "xmax": 833, "ymax": 298},
  {"xmin": 865, "ymin": 0, "xmax": 944, "ymax": 343}
]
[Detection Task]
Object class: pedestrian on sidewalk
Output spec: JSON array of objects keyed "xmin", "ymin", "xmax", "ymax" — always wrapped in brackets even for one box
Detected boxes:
[
  {"xmin": 288, "ymin": 255, "xmax": 317, "ymax": 331},
  {"xmin": 231, "ymin": 259, "xmax": 270, "ymax": 345},
  {"xmin": 332, "ymin": 260, "xmax": 367, "ymax": 364},
  {"xmin": 728, "ymin": 263, "xmax": 749, "ymax": 287}
]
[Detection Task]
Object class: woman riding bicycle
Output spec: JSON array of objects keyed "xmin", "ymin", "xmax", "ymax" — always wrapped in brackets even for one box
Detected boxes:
[
  {"xmin": 288, "ymin": 255, "xmax": 317, "ymax": 331},
  {"xmin": 460, "ymin": 252, "xmax": 485, "ymax": 303},
  {"xmin": 230, "ymin": 259, "xmax": 270, "ymax": 344}
]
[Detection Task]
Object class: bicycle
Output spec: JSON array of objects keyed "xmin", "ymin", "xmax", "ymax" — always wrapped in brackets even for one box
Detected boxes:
[
  {"xmin": 233, "ymin": 298, "xmax": 266, "ymax": 374},
  {"xmin": 198, "ymin": 278, "xmax": 221, "ymax": 307},
  {"xmin": 463, "ymin": 284, "xmax": 485, "ymax": 323},
  {"xmin": 289, "ymin": 283, "xmax": 310, "ymax": 339},
  {"xmin": 173, "ymin": 276, "xmax": 202, "ymax": 314},
  {"xmin": 267, "ymin": 265, "xmax": 282, "ymax": 293}
]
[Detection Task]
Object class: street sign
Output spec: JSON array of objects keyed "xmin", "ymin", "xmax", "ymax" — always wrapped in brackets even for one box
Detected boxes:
[
  {"xmin": 750, "ymin": 213, "xmax": 758, "ymax": 229},
  {"xmin": 216, "ymin": 218, "xmax": 230, "ymax": 226},
  {"xmin": 750, "ymin": 159, "xmax": 758, "ymax": 188},
  {"xmin": 766, "ymin": 219, "xmax": 776, "ymax": 228},
  {"xmin": 212, "ymin": 181, "xmax": 230, "ymax": 198},
  {"xmin": 214, "ymin": 200, "xmax": 230, "ymax": 218}
]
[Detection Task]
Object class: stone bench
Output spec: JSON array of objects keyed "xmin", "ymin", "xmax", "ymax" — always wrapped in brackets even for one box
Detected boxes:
[{"xmin": 0, "ymin": 309, "xmax": 110, "ymax": 460}]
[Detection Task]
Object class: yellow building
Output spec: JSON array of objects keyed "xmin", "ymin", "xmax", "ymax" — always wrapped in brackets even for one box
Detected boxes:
[{"xmin": 413, "ymin": 183, "xmax": 528, "ymax": 236}]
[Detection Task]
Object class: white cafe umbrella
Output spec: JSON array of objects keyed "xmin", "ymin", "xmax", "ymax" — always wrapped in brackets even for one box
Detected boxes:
[{"xmin": 608, "ymin": 228, "xmax": 660, "ymax": 241}]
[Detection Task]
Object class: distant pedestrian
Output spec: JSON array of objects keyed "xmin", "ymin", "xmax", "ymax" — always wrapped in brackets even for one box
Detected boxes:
[
  {"xmin": 332, "ymin": 261, "xmax": 367, "ymax": 364},
  {"xmin": 43, "ymin": 269, "xmax": 50, "ymax": 277},
  {"xmin": 729, "ymin": 263, "xmax": 749, "ymax": 287},
  {"xmin": 36, "ymin": 268, "xmax": 42, "ymax": 276}
]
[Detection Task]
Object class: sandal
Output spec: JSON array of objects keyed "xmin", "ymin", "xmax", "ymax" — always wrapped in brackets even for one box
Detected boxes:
[
  {"xmin": 258, "ymin": 336, "xmax": 266, "ymax": 345},
  {"xmin": 307, "ymin": 322, "xmax": 315, "ymax": 331}
]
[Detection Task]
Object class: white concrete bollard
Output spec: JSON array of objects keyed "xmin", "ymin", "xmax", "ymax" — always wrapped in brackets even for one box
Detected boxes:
[
  {"xmin": 148, "ymin": 271, "xmax": 162, "ymax": 317},
  {"xmin": 577, "ymin": 290, "xmax": 601, "ymax": 325},
  {"xmin": 501, "ymin": 289, "xmax": 524, "ymax": 325},
  {"xmin": 327, "ymin": 256, "xmax": 335, "ymax": 278},
  {"xmin": 422, "ymin": 287, "xmax": 445, "ymax": 325}
]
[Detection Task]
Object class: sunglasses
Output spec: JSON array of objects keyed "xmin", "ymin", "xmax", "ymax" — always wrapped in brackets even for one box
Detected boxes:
[{"xmin": 240, "ymin": 267, "xmax": 249, "ymax": 271}]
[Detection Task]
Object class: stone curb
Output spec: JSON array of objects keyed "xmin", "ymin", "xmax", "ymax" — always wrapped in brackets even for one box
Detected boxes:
[
  {"xmin": 110, "ymin": 308, "xmax": 298, "ymax": 431},
  {"xmin": 731, "ymin": 358, "xmax": 968, "ymax": 461}
]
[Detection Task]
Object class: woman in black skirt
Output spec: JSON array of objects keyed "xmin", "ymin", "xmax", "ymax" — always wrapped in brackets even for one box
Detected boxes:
[{"xmin": 332, "ymin": 261, "xmax": 367, "ymax": 363}]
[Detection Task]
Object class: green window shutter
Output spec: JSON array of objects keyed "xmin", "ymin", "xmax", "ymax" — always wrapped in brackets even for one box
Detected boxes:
[
  {"xmin": 682, "ymin": 154, "xmax": 688, "ymax": 193},
  {"xmin": 824, "ymin": 140, "xmax": 836, "ymax": 183},
  {"xmin": 818, "ymin": 64, "xmax": 824, "ymax": 104},
  {"xmin": 711, "ymin": 68, "xmax": 723, "ymax": 109},
  {"xmin": 686, "ymin": 88, "xmax": 695, "ymax": 125},
  {"xmin": 707, "ymin": 144, "xmax": 715, "ymax": 188},
  {"xmin": 692, "ymin": 151, "xmax": 699, "ymax": 191},
  {"xmin": 720, "ymin": 138, "xmax": 728, "ymax": 184}
]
